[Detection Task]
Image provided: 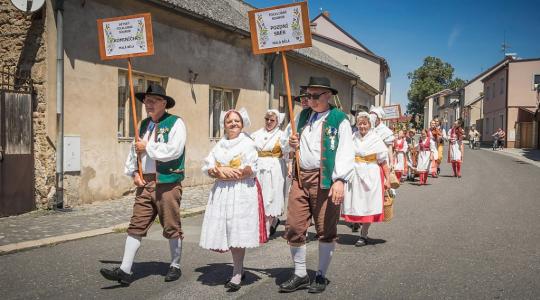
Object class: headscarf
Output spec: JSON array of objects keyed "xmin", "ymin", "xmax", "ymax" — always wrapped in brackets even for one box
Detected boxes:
[
  {"xmin": 266, "ymin": 109, "xmax": 285, "ymax": 126},
  {"xmin": 220, "ymin": 107, "xmax": 251, "ymax": 130}
]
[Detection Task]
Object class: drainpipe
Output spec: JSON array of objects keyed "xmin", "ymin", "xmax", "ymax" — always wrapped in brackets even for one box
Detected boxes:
[
  {"xmin": 267, "ymin": 54, "xmax": 276, "ymax": 109},
  {"xmin": 505, "ymin": 64, "xmax": 509, "ymax": 148},
  {"xmin": 350, "ymin": 78, "xmax": 358, "ymax": 113},
  {"xmin": 54, "ymin": 0, "xmax": 64, "ymax": 209}
]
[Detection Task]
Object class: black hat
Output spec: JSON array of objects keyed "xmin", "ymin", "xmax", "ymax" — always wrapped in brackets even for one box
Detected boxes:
[
  {"xmin": 135, "ymin": 84, "xmax": 175, "ymax": 109},
  {"xmin": 301, "ymin": 76, "xmax": 338, "ymax": 95}
]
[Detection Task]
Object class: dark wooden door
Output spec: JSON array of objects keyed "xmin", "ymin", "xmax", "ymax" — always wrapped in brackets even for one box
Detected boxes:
[{"xmin": 0, "ymin": 92, "xmax": 34, "ymax": 216}]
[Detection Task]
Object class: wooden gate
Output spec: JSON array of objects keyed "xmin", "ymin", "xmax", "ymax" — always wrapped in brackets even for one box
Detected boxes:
[
  {"xmin": 0, "ymin": 68, "xmax": 35, "ymax": 216},
  {"xmin": 517, "ymin": 122, "xmax": 533, "ymax": 148}
]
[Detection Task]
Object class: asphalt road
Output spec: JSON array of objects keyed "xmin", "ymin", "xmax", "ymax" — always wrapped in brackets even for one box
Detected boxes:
[{"xmin": 1, "ymin": 147, "xmax": 539, "ymax": 299}]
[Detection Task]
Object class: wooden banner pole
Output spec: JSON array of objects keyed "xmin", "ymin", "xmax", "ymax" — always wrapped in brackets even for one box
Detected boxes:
[
  {"xmin": 281, "ymin": 51, "xmax": 302, "ymax": 183},
  {"xmin": 127, "ymin": 57, "xmax": 143, "ymax": 178}
]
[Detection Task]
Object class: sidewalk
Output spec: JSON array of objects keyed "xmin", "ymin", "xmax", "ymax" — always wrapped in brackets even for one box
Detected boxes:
[
  {"xmin": 480, "ymin": 146, "xmax": 540, "ymax": 168},
  {"xmin": 0, "ymin": 184, "xmax": 212, "ymax": 254}
]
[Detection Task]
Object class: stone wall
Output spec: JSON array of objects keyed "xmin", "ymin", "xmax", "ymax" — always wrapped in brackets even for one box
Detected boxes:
[{"xmin": 0, "ymin": 0, "xmax": 56, "ymax": 209}]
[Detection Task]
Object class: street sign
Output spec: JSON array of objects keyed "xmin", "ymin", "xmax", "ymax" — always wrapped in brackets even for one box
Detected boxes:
[
  {"xmin": 383, "ymin": 104, "xmax": 401, "ymax": 121},
  {"xmin": 9, "ymin": 0, "xmax": 45, "ymax": 13},
  {"xmin": 248, "ymin": 2, "xmax": 312, "ymax": 55},
  {"xmin": 96, "ymin": 13, "xmax": 155, "ymax": 178},
  {"xmin": 97, "ymin": 13, "xmax": 154, "ymax": 60}
]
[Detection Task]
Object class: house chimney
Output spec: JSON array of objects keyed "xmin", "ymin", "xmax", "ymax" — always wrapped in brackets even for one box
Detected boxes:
[
  {"xmin": 310, "ymin": 22, "xmax": 317, "ymax": 32},
  {"xmin": 322, "ymin": 10, "xmax": 330, "ymax": 18}
]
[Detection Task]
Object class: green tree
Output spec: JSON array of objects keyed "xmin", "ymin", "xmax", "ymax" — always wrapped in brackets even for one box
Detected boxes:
[{"xmin": 407, "ymin": 56, "xmax": 466, "ymax": 127}]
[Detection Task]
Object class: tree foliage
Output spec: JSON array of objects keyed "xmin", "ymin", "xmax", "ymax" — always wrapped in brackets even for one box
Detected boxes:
[{"xmin": 407, "ymin": 56, "xmax": 466, "ymax": 127}]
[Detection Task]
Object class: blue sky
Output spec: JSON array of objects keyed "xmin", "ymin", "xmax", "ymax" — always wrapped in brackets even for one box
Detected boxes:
[{"xmin": 247, "ymin": 0, "xmax": 540, "ymax": 111}]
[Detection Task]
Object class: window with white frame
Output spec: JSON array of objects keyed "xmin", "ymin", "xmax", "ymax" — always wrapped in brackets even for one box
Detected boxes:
[
  {"xmin": 209, "ymin": 87, "xmax": 237, "ymax": 138},
  {"xmin": 534, "ymin": 74, "xmax": 540, "ymax": 90},
  {"xmin": 118, "ymin": 71, "xmax": 164, "ymax": 139}
]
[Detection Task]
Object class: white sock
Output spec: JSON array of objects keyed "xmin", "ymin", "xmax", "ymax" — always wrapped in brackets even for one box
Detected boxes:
[
  {"xmin": 318, "ymin": 242, "xmax": 335, "ymax": 277},
  {"xmin": 169, "ymin": 238, "xmax": 182, "ymax": 269},
  {"xmin": 290, "ymin": 245, "xmax": 307, "ymax": 277},
  {"xmin": 230, "ymin": 248, "xmax": 245, "ymax": 284},
  {"xmin": 119, "ymin": 235, "xmax": 141, "ymax": 274},
  {"xmin": 361, "ymin": 223, "xmax": 371, "ymax": 238},
  {"xmin": 266, "ymin": 217, "xmax": 272, "ymax": 238}
]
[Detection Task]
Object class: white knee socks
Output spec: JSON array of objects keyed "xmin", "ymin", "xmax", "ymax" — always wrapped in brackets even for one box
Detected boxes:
[
  {"xmin": 230, "ymin": 248, "xmax": 246, "ymax": 284},
  {"xmin": 290, "ymin": 245, "xmax": 307, "ymax": 277},
  {"xmin": 318, "ymin": 242, "xmax": 335, "ymax": 277},
  {"xmin": 120, "ymin": 235, "xmax": 141, "ymax": 274},
  {"xmin": 169, "ymin": 238, "xmax": 182, "ymax": 269}
]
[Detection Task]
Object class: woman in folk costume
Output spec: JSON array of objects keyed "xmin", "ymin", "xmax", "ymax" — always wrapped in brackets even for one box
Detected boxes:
[
  {"xmin": 199, "ymin": 108, "xmax": 267, "ymax": 292},
  {"xmin": 448, "ymin": 119, "xmax": 465, "ymax": 178},
  {"xmin": 416, "ymin": 129, "xmax": 437, "ymax": 185},
  {"xmin": 393, "ymin": 130, "xmax": 408, "ymax": 182},
  {"xmin": 434, "ymin": 118, "xmax": 445, "ymax": 173},
  {"xmin": 429, "ymin": 120, "xmax": 442, "ymax": 177},
  {"xmin": 252, "ymin": 109, "xmax": 287, "ymax": 237},
  {"xmin": 342, "ymin": 112, "xmax": 391, "ymax": 247}
]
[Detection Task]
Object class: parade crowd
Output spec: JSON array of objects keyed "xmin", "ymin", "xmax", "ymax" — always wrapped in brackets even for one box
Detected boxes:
[{"xmin": 99, "ymin": 76, "xmax": 465, "ymax": 294}]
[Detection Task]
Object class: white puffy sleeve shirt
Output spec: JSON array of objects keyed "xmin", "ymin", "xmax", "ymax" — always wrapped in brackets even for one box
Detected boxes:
[
  {"xmin": 124, "ymin": 118, "xmax": 187, "ymax": 176},
  {"xmin": 299, "ymin": 111, "xmax": 354, "ymax": 182}
]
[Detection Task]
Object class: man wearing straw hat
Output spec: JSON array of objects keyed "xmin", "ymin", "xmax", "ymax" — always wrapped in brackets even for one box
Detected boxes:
[
  {"xmin": 280, "ymin": 76, "xmax": 354, "ymax": 294},
  {"xmin": 100, "ymin": 84, "xmax": 186, "ymax": 285}
]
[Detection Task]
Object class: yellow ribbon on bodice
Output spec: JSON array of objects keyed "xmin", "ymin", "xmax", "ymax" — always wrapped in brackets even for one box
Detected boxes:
[
  {"xmin": 355, "ymin": 153, "xmax": 377, "ymax": 164},
  {"xmin": 257, "ymin": 139, "xmax": 282, "ymax": 158},
  {"xmin": 216, "ymin": 155, "xmax": 242, "ymax": 169}
]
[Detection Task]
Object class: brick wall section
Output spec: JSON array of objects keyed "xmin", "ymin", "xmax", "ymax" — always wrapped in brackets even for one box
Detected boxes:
[{"xmin": 0, "ymin": 0, "xmax": 56, "ymax": 209}]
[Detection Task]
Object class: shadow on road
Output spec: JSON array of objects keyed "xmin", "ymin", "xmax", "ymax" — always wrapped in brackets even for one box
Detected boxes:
[
  {"xmin": 336, "ymin": 234, "xmax": 386, "ymax": 246},
  {"xmin": 98, "ymin": 260, "xmax": 169, "ymax": 288},
  {"xmin": 194, "ymin": 263, "xmax": 305, "ymax": 287}
]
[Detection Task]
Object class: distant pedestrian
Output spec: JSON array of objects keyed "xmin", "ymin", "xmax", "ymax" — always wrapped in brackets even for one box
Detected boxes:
[
  {"xmin": 416, "ymin": 129, "xmax": 436, "ymax": 185},
  {"xmin": 393, "ymin": 130, "xmax": 408, "ymax": 182},
  {"xmin": 448, "ymin": 120, "xmax": 465, "ymax": 177}
]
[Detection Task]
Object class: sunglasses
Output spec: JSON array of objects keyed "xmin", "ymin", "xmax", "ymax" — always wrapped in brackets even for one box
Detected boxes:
[
  {"xmin": 305, "ymin": 91, "xmax": 328, "ymax": 100},
  {"xmin": 264, "ymin": 117, "xmax": 276, "ymax": 122}
]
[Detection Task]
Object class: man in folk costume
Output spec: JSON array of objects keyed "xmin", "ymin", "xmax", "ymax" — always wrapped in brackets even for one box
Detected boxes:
[
  {"xmin": 280, "ymin": 77, "xmax": 354, "ymax": 294},
  {"xmin": 100, "ymin": 84, "xmax": 186, "ymax": 285}
]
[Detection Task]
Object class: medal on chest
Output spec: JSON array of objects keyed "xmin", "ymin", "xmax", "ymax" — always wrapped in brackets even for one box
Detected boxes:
[{"xmin": 325, "ymin": 126, "xmax": 338, "ymax": 151}]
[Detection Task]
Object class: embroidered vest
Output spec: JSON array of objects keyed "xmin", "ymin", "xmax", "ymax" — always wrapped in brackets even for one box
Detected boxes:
[
  {"xmin": 139, "ymin": 113, "xmax": 185, "ymax": 183},
  {"xmin": 297, "ymin": 106, "xmax": 347, "ymax": 189}
]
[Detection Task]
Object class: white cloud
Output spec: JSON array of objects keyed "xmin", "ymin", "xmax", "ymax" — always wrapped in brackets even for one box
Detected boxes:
[{"xmin": 448, "ymin": 25, "xmax": 461, "ymax": 48}]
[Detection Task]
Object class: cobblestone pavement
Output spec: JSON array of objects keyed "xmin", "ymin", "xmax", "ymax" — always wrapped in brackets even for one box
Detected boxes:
[{"xmin": 0, "ymin": 184, "xmax": 212, "ymax": 246}]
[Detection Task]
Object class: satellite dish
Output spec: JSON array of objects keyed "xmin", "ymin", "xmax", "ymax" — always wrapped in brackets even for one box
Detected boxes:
[{"xmin": 10, "ymin": 0, "xmax": 45, "ymax": 13}]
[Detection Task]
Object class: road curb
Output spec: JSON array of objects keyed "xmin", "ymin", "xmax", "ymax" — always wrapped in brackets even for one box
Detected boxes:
[{"xmin": 0, "ymin": 205, "xmax": 206, "ymax": 256}]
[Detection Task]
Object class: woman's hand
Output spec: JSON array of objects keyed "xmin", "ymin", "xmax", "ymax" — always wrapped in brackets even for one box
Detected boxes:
[{"xmin": 384, "ymin": 178, "xmax": 391, "ymax": 190}]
